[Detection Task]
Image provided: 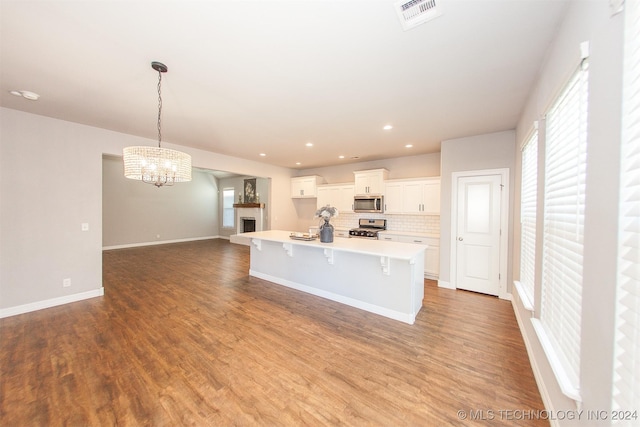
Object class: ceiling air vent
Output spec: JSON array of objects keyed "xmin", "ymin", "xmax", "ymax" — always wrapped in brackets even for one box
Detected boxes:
[{"xmin": 395, "ymin": 0, "xmax": 444, "ymax": 31}]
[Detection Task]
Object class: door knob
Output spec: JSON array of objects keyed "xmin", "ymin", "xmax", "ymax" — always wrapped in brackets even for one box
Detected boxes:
[{"xmin": 458, "ymin": 237, "xmax": 463, "ymax": 241}]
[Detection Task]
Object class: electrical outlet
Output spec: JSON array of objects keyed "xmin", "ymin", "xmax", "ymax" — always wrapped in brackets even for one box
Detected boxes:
[
  {"xmin": 81, "ymin": 223, "xmax": 89, "ymax": 231},
  {"xmin": 63, "ymin": 278, "xmax": 71, "ymax": 288}
]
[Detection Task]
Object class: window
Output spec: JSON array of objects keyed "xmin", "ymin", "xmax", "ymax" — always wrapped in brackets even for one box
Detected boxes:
[
  {"xmin": 612, "ymin": 0, "xmax": 640, "ymax": 414},
  {"xmin": 223, "ymin": 188, "xmax": 235, "ymax": 228},
  {"xmin": 517, "ymin": 128, "xmax": 538, "ymax": 310},
  {"xmin": 532, "ymin": 57, "xmax": 589, "ymax": 401}
]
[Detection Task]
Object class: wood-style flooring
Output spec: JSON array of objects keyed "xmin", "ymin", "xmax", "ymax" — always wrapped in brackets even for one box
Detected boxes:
[{"xmin": 1, "ymin": 239, "xmax": 547, "ymax": 426}]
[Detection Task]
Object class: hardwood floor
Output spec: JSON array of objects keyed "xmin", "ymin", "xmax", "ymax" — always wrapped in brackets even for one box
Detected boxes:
[{"xmin": 1, "ymin": 239, "xmax": 547, "ymax": 426}]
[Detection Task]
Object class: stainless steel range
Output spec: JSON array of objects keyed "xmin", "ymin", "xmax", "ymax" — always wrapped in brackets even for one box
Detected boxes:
[{"xmin": 348, "ymin": 218, "xmax": 387, "ymax": 239}]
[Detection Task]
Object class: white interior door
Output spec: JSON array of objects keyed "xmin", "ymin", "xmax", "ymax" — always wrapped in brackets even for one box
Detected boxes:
[{"xmin": 455, "ymin": 174, "xmax": 502, "ymax": 296}]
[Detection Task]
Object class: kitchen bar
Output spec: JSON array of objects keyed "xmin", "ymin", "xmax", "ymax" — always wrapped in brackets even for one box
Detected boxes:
[{"xmin": 243, "ymin": 230, "xmax": 427, "ymax": 324}]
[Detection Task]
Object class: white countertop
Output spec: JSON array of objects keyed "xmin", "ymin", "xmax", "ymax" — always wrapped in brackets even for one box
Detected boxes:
[
  {"xmin": 378, "ymin": 230, "xmax": 440, "ymax": 239},
  {"xmin": 242, "ymin": 230, "xmax": 427, "ymax": 261}
]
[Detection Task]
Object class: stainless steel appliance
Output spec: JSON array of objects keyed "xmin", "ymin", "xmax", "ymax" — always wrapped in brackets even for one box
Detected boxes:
[
  {"xmin": 348, "ymin": 218, "xmax": 387, "ymax": 239},
  {"xmin": 353, "ymin": 195, "xmax": 384, "ymax": 213}
]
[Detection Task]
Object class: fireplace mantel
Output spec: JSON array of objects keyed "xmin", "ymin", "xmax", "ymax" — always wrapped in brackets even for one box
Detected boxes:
[{"xmin": 233, "ymin": 203, "xmax": 265, "ymax": 209}]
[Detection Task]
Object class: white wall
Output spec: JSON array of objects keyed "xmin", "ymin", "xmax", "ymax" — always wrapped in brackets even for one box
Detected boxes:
[
  {"xmin": 0, "ymin": 107, "xmax": 298, "ymax": 314},
  {"xmin": 0, "ymin": 109, "xmax": 104, "ymax": 310},
  {"xmin": 102, "ymin": 156, "xmax": 220, "ymax": 248},
  {"xmin": 439, "ymin": 130, "xmax": 516, "ymax": 287},
  {"xmin": 299, "ymin": 152, "xmax": 441, "ymax": 183},
  {"xmin": 511, "ymin": 1, "xmax": 624, "ymax": 423}
]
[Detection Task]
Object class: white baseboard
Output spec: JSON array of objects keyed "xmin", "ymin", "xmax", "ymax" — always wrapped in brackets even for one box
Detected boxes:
[
  {"xmin": 0, "ymin": 288, "xmax": 104, "ymax": 319},
  {"xmin": 437, "ymin": 279, "xmax": 454, "ymax": 289},
  {"xmin": 250, "ymin": 270, "xmax": 418, "ymax": 325},
  {"xmin": 230, "ymin": 234, "xmax": 251, "ymax": 246},
  {"xmin": 511, "ymin": 296, "xmax": 557, "ymax": 427},
  {"xmin": 103, "ymin": 235, "xmax": 220, "ymax": 250}
]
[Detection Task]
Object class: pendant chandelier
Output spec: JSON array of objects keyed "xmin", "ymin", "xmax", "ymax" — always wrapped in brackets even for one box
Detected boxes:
[{"xmin": 123, "ymin": 61, "xmax": 192, "ymax": 187}]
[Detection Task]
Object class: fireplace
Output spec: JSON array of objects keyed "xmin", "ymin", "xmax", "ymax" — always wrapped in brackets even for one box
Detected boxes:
[
  {"xmin": 232, "ymin": 203, "xmax": 265, "ymax": 240},
  {"xmin": 241, "ymin": 217, "xmax": 256, "ymax": 233}
]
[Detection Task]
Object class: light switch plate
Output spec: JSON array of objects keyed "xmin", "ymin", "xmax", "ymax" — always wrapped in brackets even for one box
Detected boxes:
[{"xmin": 81, "ymin": 223, "xmax": 89, "ymax": 231}]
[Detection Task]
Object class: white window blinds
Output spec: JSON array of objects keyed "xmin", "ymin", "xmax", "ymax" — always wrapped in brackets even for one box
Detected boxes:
[
  {"xmin": 223, "ymin": 188, "xmax": 235, "ymax": 228},
  {"xmin": 537, "ymin": 60, "xmax": 589, "ymax": 400},
  {"xmin": 519, "ymin": 129, "xmax": 538, "ymax": 309},
  {"xmin": 612, "ymin": 0, "xmax": 640, "ymax": 415}
]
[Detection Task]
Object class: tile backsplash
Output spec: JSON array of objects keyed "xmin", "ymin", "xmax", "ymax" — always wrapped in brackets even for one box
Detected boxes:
[{"xmin": 328, "ymin": 213, "xmax": 440, "ymax": 236}]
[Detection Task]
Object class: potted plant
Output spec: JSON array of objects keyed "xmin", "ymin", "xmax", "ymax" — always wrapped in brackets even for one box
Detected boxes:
[{"xmin": 315, "ymin": 205, "xmax": 339, "ymax": 243}]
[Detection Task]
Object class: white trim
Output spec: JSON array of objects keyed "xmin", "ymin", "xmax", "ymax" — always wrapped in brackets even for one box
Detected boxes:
[
  {"xmin": 0, "ymin": 288, "xmax": 104, "ymax": 319},
  {"xmin": 450, "ymin": 168, "xmax": 510, "ymax": 299},
  {"xmin": 531, "ymin": 318, "xmax": 582, "ymax": 402},
  {"xmin": 519, "ymin": 122, "xmax": 539, "ymax": 151},
  {"xmin": 513, "ymin": 280, "xmax": 535, "ymax": 312},
  {"xmin": 102, "ymin": 235, "xmax": 220, "ymax": 250},
  {"xmin": 437, "ymin": 279, "xmax": 454, "ymax": 289},
  {"xmin": 511, "ymin": 299, "xmax": 558, "ymax": 427},
  {"xmin": 250, "ymin": 270, "xmax": 418, "ymax": 324}
]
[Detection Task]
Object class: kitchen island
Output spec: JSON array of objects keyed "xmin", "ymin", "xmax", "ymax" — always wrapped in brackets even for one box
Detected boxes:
[{"xmin": 242, "ymin": 230, "xmax": 427, "ymax": 324}]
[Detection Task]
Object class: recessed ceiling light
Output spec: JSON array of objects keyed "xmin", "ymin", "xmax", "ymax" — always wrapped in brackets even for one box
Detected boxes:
[
  {"xmin": 383, "ymin": 125, "xmax": 393, "ymax": 130},
  {"xmin": 305, "ymin": 142, "xmax": 313, "ymax": 147},
  {"xmin": 9, "ymin": 90, "xmax": 40, "ymax": 101},
  {"xmin": 338, "ymin": 155, "xmax": 345, "ymax": 159},
  {"xmin": 351, "ymin": 156, "xmax": 360, "ymax": 159},
  {"xmin": 295, "ymin": 162, "xmax": 301, "ymax": 165},
  {"xmin": 405, "ymin": 144, "xmax": 413, "ymax": 148},
  {"xmin": 259, "ymin": 153, "xmax": 266, "ymax": 157}
]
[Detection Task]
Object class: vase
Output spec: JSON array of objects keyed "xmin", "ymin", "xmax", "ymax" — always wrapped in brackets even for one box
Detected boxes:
[{"xmin": 319, "ymin": 219, "xmax": 334, "ymax": 243}]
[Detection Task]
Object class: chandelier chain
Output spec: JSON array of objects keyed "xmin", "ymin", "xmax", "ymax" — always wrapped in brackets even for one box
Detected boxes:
[{"xmin": 157, "ymin": 69, "xmax": 162, "ymax": 148}]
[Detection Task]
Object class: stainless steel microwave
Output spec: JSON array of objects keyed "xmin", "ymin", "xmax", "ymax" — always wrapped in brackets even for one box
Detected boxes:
[{"xmin": 353, "ymin": 195, "xmax": 384, "ymax": 213}]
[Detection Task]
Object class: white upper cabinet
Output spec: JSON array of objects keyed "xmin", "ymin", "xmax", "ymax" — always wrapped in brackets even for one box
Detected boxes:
[
  {"xmin": 291, "ymin": 176, "xmax": 324, "ymax": 198},
  {"xmin": 354, "ymin": 169, "xmax": 388, "ymax": 195},
  {"xmin": 383, "ymin": 181, "xmax": 404, "ymax": 213},
  {"xmin": 317, "ymin": 184, "xmax": 355, "ymax": 213},
  {"xmin": 384, "ymin": 177, "xmax": 441, "ymax": 215}
]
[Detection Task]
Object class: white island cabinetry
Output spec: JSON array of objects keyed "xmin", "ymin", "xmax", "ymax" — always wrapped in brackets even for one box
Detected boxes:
[
  {"xmin": 243, "ymin": 230, "xmax": 426, "ymax": 324},
  {"xmin": 379, "ymin": 231, "xmax": 439, "ymax": 279}
]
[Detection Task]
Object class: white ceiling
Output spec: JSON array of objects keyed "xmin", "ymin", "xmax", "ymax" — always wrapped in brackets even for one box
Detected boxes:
[{"xmin": 0, "ymin": 0, "xmax": 568, "ymax": 171}]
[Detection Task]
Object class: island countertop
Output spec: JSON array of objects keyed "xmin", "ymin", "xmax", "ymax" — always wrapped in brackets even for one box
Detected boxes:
[
  {"xmin": 241, "ymin": 230, "xmax": 427, "ymax": 260},
  {"xmin": 243, "ymin": 230, "xmax": 426, "ymax": 324}
]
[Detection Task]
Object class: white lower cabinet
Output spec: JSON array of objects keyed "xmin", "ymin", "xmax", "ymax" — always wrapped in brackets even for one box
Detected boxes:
[
  {"xmin": 309, "ymin": 226, "xmax": 350, "ymax": 238},
  {"xmin": 379, "ymin": 232, "xmax": 439, "ymax": 279},
  {"xmin": 335, "ymin": 229, "xmax": 350, "ymax": 238}
]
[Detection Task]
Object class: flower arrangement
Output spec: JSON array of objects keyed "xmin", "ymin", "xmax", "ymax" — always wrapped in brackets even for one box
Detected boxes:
[{"xmin": 315, "ymin": 205, "xmax": 339, "ymax": 221}]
